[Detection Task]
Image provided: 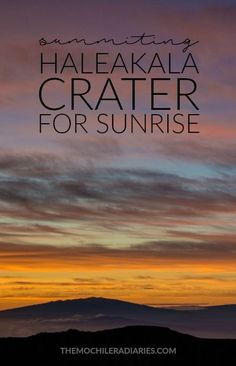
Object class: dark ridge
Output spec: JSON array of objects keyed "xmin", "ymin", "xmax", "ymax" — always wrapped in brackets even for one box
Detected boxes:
[
  {"xmin": 0, "ymin": 297, "xmax": 235, "ymax": 339},
  {"xmin": 0, "ymin": 325, "xmax": 235, "ymax": 365}
]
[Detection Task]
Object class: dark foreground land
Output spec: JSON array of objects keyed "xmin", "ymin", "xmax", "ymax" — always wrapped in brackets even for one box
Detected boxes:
[{"xmin": 0, "ymin": 325, "xmax": 235, "ymax": 365}]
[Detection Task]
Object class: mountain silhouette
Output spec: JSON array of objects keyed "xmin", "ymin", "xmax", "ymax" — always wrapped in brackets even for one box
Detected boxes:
[
  {"xmin": 1, "ymin": 325, "xmax": 235, "ymax": 365},
  {"xmin": 0, "ymin": 297, "xmax": 236, "ymax": 338}
]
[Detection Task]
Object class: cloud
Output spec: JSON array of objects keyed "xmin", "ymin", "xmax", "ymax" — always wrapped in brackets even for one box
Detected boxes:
[
  {"xmin": 0, "ymin": 238, "xmax": 235, "ymax": 272},
  {"xmin": 0, "ymin": 151, "xmax": 235, "ymax": 242},
  {"xmin": 132, "ymin": 241, "xmax": 236, "ymax": 260},
  {"xmin": 155, "ymin": 140, "xmax": 236, "ymax": 169},
  {"xmin": 168, "ymin": 231, "xmax": 236, "ymax": 244},
  {"xmin": 0, "ymin": 151, "xmax": 74, "ymax": 177}
]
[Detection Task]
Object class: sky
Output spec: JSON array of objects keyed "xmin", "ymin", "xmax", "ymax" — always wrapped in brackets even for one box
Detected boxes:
[{"xmin": 0, "ymin": 0, "xmax": 236, "ymax": 310}]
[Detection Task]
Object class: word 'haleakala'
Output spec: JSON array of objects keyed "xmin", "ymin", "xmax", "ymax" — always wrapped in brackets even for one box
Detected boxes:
[{"xmin": 40, "ymin": 52, "xmax": 199, "ymax": 75}]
